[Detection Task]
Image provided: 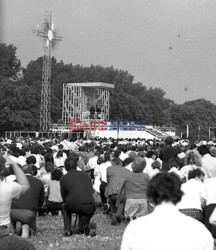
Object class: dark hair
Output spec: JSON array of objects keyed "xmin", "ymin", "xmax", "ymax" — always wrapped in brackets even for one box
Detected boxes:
[
  {"xmin": 151, "ymin": 160, "xmax": 161, "ymax": 169},
  {"xmin": 19, "ymin": 149, "xmax": 26, "ymax": 156},
  {"xmin": 46, "ymin": 148, "xmax": 53, "ymax": 154},
  {"xmin": 188, "ymin": 168, "xmax": 204, "ymax": 180},
  {"xmin": 146, "ymin": 150, "xmax": 156, "ymax": 159},
  {"xmin": 147, "ymin": 172, "xmax": 183, "ymax": 205},
  {"xmin": 22, "ymin": 164, "xmax": 38, "ymax": 176},
  {"xmin": 113, "ymin": 149, "xmax": 121, "ymax": 158},
  {"xmin": 122, "ymin": 157, "xmax": 133, "ymax": 167},
  {"xmin": 44, "ymin": 153, "xmax": 54, "ymax": 163},
  {"xmin": 97, "ymin": 157, "xmax": 103, "ymax": 165},
  {"xmin": 45, "ymin": 162, "xmax": 55, "ymax": 173},
  {"xmin": 51, "ymin": 168, "xmax": 63, "ymax": 181},
  {"xmin": 56, "ymin": 151, "xmax": 63, "ymax": 158},
  {"xmin": 30, "ymin": 145, "xmax": 39, "ymax": 154},
  {"xmin": 58, "ymin": 144, "xmax": 64, "ymax": 150},
  {"xmin": 168, "ymin": 158, "xmax": 180, "ymax": 169},
  {"xmin": 197, "ymin": 145, "xmax": 210, "ymax": 156},
  {"xmin": 112, "ymin": 157, "xmax": 122, "ymax": 165},
  {"xmin": 26, "ymin": 155, "xmax": 36, "ymax": 165},
  {"xmin": 104, "ymin": 152, "xmax": 110, "ymax": 162},
  {"xmin": 65, "ymin": 154, "xmax": 79, "ymax": 171},
  {"xmin": 32, "ymin": 165, "xmax": 38, "ymax": 176},
  {"xmin": 165, "ymin": 136, "xmax": 174, "ymax": 146}
]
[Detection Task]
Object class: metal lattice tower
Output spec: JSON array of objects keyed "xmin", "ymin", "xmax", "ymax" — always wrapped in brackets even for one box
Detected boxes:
[{"xmin": 33, "ymin": 11, "xmax": 62, "ymax": 131}]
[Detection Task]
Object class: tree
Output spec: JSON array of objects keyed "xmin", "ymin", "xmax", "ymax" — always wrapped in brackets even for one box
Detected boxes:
[{"xmin": 0, "ymin": 43, "xmax": 21, "ymax": 80}]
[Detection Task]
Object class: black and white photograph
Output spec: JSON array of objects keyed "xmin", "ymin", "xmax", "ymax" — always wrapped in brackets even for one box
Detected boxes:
[{"xmin": 1, "ymin": 0, "xmax": 216, "ymax": 249}]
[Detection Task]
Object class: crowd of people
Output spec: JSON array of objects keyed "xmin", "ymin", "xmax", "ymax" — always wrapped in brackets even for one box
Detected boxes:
[{"xmin": 0, "ymin": 135, "xmax": 216, "ymax": 249}]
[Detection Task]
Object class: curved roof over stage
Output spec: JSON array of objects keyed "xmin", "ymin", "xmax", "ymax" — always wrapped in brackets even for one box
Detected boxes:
[{"xmin": 65, "ymin": 82, "xmax": 114, "ymax": 89}]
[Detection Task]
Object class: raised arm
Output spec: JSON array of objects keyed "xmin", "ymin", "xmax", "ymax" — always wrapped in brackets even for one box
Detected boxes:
[{"xmin": 4, "ymin": 155, "xmax": 29, "ymax": 194}]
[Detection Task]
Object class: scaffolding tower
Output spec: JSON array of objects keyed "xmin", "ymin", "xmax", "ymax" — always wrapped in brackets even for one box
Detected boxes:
[{"xmin": 62, "ymin": 82, "xmax": 114, "ymax": 125}]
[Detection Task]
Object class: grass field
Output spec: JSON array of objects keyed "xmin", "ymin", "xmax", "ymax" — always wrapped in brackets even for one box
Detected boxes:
[{"xmin": 30, "ymin": 209, "xmax": 127, "ymax": 250}]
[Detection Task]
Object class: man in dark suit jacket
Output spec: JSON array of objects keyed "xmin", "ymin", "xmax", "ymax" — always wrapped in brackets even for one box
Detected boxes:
[
  {"xmin": 159, "ymin": 136, "xmax": 178, "ymax": 171},
  {"xmin": 60, "ymin": 154, "xmax": 96, "ymax": 237},
  {"xmin": 11, "ymin": 165, "xmax": 44, "ymax": 236}
]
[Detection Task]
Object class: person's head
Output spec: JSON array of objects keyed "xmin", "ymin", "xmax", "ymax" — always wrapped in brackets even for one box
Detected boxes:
[
  {"xmin": 22, "ymin": 164, "xmax": 38, "ymax": 176},
  {"xmin": 132, "ymin": 157, "xmax": 147, "ymax": 173},
  {"xmin": 19, "ymin": 149, "xmax": 26, "ymax": 156},
  {"xmin": 112, "ymin": 149, "xmax": 122, "ymax": 165},
  {"xmin": 210, "ymin": 147, "xmax": 216, "ymax": 158},
  {"xmin": 46, "ymin": 148, "xmax": 53, "ymax": 154},
  {"xmin": 165, "ymin": 136, "xmax": 174, "ymax": 146},
  {"xmin": 58, "ymin": 144, "xmax": 64, "ymax": 151},
  {"xmin": 30, "ymin": 145, "xmax": 39, "ymax": 155},
  {"xmin": 122, "ymin": 157, "xmax": 133, "ymax": 167},
  {"xmin": 184, "ymin": 150, "xmax": 202, "ymax": 167},
  {"xmin": 97, "ymin": 157, "xmax": 103, "ymax": 165},
  {"xmin": 26, "ymin": 155, "xmax": 36, "ymax": 165},
  {"xmin": 188, "ymin": 168, "xmax": 205, "ymax": 182},
  {"xmin": 168, "ymin": 158, "xmax": 180, "ymax": 170},
  {"xmin": 197, "ymin": 145, "xmax": 210, "ymax": 156},
  {"xmin": 129, "ymin": 151, "xmax": 137, "ymax": 161},
  {"xmin": 44, "ymin": 153, "xmax": 54, "ymax": 163},
  {"xmin": 146, "ymin": 150, "xmax": 156, "ymax": 160},
  {"xmin": 104, "ymin": 152, "xmax": 110, "ymax": 162},
  {"xmin": 151, "ymin": 160, "xmax": 161, "ymax": 170},
  {"xmin": 65, "ymin": 154, "xmax": 79, "ymax": 171},
  {"xmin": 51, "ymin": 168, "xmax": 63, "ymax": 181},
  {"xmin": 137, "ymin": 151, "xmax": 145, "ymax": 158},
  {"xmin": 45, "ymin": 162, "xmax": 55, "ymax": 173},
  {"xmin": 147, "ymin": 172, "xmax": 183, "ymax": 205}
]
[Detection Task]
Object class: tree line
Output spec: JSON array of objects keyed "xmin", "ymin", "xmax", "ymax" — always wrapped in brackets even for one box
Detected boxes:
[{"xmin": 1, "ymin": 43, "xmax": 216, "ymax": 141}]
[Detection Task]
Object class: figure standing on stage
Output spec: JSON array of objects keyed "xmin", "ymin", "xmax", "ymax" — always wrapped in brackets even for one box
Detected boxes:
[
  {"xmin": 90, "ymin": 105, "xmax": 95, "ymax": 119},
  {"xmin": 96, "ymin": 105, "xmax": 101, "ymax": 119}
]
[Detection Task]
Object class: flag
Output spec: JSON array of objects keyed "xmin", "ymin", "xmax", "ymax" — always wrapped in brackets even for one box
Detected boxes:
[
  {"xmin": 186, "ymin": 124, "xmax": 189, "ymax": 138},
  {"xmin": 209, "ymin": 126, "xmax": 211, "ymax": 141},
  {"xmin": 198, "ymin": 125, "xmax": 200, "ymax": 141}
]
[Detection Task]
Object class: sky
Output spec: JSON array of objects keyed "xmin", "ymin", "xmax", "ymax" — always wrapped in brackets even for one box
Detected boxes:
[{"xmin": 1, "ymin": 0, "xmax": 216, "ymax": 104}]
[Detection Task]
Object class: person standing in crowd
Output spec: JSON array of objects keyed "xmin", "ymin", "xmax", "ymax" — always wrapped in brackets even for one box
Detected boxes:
[
  {"xmin": 60, "ymin": 154, "xmax": 96, "ymax": 237},
  {"xmin": 0, "ymin": 153, "xmax": 35, "ymax": 250},
  {"xmin": 89, "ymin": 105, "xmax": 95, "ymax": 119},
  {"xmin": 96, "ymin": 105, "xmax": 101, "ymax": 119},
  {"xmin": 159, "ymin": 136, "xmax": 178, "ymax": 171},
  {"xmin": 121, "ymin": 172, "xmax": 214, "ymax": 250}
]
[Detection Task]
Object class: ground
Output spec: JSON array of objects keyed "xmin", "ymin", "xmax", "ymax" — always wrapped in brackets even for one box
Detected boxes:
[{"xmin": 31, "ymin": 209, "xmax": 127, "ymax": 250}]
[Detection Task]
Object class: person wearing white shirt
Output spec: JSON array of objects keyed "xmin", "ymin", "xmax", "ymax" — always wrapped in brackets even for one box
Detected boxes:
[
  {"xmin": 121, "ymin": 172, "xmax": 213, "ymax": 250},
  {"xmin": 203, "ymin": 177, "xmax": 216, "ymax": 238},
  {"xmin": 0, "ymin": 154, "xmax": 35, "ymax": 250},
  {"xmin": 53, "ymin": 145, "xmax": 67, "ymax": 167},
  {"xmin": 198, "ymin": 145, "xmax": 216, "ymax": 178},
  {"xmin": 97, "ymin": 153, "xmax": 112, "ymax": 206},
  {"xmin": 177, "ymin": 168, "xmax": 205, "ymax": 222}
]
